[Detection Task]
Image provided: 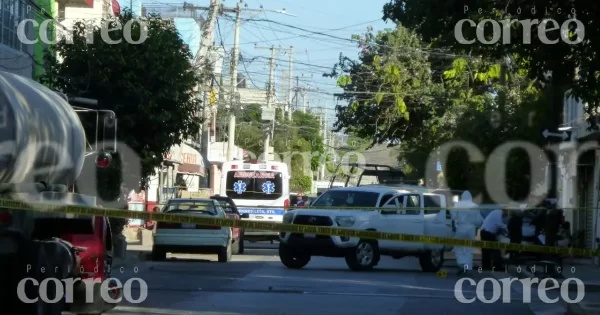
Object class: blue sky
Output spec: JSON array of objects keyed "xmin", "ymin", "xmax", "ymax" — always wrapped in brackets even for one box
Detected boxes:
[{"xmin": 118, "ymin": 0, "xmax": 392, "ymax": 125}]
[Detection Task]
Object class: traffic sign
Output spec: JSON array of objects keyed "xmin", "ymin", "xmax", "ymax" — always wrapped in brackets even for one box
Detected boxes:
[{"xmin": 436, "ymin": 160, "xmax": 442, "ymax": 172}]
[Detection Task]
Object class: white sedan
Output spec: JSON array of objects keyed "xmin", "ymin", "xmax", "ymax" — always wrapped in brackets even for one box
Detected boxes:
[{"xmin": 152, "ymin": 198, "xmax": 233, "ymax": 262}]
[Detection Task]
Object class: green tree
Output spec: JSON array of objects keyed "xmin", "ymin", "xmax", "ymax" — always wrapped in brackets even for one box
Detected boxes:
[
  {"xmin": 382, "ymin": 0, "xmax": 599, "ymax": 128},
  {"xmin": 232, "ymin": 105, "xmax": 324, "ymax": 193},
  {"xmin": 41, "ymin": 11, "xmax": 203, "ymax": 199},
  {"xmin": 326, "ymin": 26, "xmax": 440, "ymax": 144},
  {"xmin": 328, "ymin": 26, "xmax": 551, "ymax": 202}
]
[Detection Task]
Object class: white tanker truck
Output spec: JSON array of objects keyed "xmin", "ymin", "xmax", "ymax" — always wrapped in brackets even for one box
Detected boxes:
[{"xmin": 0, "ymin": 71, "xmax": 121, "ymax": 314}]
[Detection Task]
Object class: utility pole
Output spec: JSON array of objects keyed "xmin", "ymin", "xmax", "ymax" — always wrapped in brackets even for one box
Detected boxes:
[
  {"xmin": 196, "ymin": 0, "xmax": 219, "ymax": 179},
  {"xmin": 256, "ymin": 45, "xmax": 292, "ymax": 160},
  {"xmin": 227, "ymin": 0, "xmax": 242, "ymax": 161},
  {"xmin": 287, "ymin": 46, "xmax": 294, "ymax": 121},
  {"xmin": 281, "ymin": 70, "xmax": 287, "ymax": 118},
  {"xmin": 177, "ymin": 1, "xmax": 294, "ymax": 162},
  {"xmin": 295, "ymin": 76, "xmax": 300, "ymax": 110},
  {"xmin": 302, "ymin": 91, "xmax": 307, "ymax": 113},
  {"xmin": 254, "ymin": 45, "xmax": 277, "ymax": 160},
  {"xmin": 319, "ymin": 113, "xmax": 325, "ymax": 180}
]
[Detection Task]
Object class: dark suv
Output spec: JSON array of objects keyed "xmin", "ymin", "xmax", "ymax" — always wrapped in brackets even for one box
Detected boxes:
[{"xmin": 210, "ymin": 196, "xmax": 249, "ymax": 254}]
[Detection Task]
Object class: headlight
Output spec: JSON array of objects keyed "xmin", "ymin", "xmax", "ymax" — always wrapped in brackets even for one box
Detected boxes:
[
  {"xmin": 335, "ymin": 216, "xmax": 355, "ymax": 227},
  {"xmin": 282, "ymin": 212, "xmax": 295, "ymax": 224}
]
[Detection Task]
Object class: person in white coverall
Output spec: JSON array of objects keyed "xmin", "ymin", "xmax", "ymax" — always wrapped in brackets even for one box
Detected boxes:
[{"xmin": 451, "ymin": 191, "xmax": 484, "ymax": 275}]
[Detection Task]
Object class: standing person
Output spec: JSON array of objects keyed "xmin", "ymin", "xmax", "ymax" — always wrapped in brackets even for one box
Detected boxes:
[
  {"xmin": 480, "ymin": 208, "xmax": 508, "ymax": 270},
  {"xmin": 507, "ymin": 205, "xmax": 524, "ymax": 262},
  {"xmin": 145, "ymin": 206, "xmax": 160, "ymax": 230},
  {"xmin": 451, "ymin": 191, "xmax": 484, "ymax": 275},
  {"xmin": 296, "ymin": 194, "xmax": 305, "ymax": 207}
]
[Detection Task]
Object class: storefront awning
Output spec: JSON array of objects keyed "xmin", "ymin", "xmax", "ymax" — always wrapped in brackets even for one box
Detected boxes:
[
  {"xmin": 178, "ymin": 143, "xmax": 206, "ymax": 176},
  {"xmin": 179, "ymin": 163, "xmax": 204, "ymax": 176}
]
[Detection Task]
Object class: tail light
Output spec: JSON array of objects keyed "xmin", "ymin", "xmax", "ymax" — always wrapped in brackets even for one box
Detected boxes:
[
  {"xmin": 271, "ymin": 165, "xmax": 278, "ymax": 170},
  {"xmin": 157, "ymin": 222, "xmax": 179, "ymax": 229},
  {"xmin": 198, "ymin": 225, "xmax": 221, "ymax": 230},
  {"xmin": 284, "ymin": 199, "xmax": 290, "ymax": 211},
  {"xmin": 96, "ymin": 151, "xmax": 112, "ymax": 168},
  {"xmin": 0, "ymin": 212, "xmax": 12, "ymax": 224},
  {"xmin": 231, "ymin": 165, "xmax": 238, "ymax": 169}
]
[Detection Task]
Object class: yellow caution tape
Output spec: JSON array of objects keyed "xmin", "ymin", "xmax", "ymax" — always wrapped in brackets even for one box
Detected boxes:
[
  {"xmin": 153, "ymin": 203, "xmax": 589, "ymax": 211},
  {"xmin": 1, "ymin": 198, "xmax": 597, "ymax": 257}
]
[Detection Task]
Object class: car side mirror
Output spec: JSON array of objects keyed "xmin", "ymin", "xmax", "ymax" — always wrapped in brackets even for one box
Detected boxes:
[
  {"xmin": 241, "ymin": 213, "xmax": 250, "ymax": 219},
  {"xmin": 304, "ymin": 201, "xmax": 311, "ymax": 206},
  {"xmin": 382, "ymin": 204, "xmax": 397, "ymax": 209}
]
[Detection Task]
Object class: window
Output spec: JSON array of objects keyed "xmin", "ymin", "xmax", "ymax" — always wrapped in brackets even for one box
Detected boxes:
[
  {"xmin": 311, "ymin": 190, "xmax": 380, "ymax": 208},
  {"xmin": 165, "ymin": 200, "xmax": 216, "ymax": 215},
  {"xmin": 381, "ymin": 195, "xmax": 404, "ymax": 215},
  {"xmin": 217, "ymin": 200, "xmax": 236, "ymax": 214},
  {"xmin": 1, "ymin": 0, "xmax": 33, "ymax": 52},
  {"xmin": 424, "ymin": 195, "xmax": 442, "ymax": 215},
  {"xmin": 403, "ymin": 194, "xmax": 421, "ymax": 215},
  {"xmin": 225, "ymin": 171, "xmax": 283, "ymax": 200},
  {"xmin": 378, "ymin": 194, "xmax": 394, "ymax": 207}
]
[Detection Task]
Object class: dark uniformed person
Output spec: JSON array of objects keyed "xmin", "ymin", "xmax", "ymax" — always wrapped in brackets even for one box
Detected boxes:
[{"xmin": 507, "ymin": 206, "xmax": 523, "ymax": 262}]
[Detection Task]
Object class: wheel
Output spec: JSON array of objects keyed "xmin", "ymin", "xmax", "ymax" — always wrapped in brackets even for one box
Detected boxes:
[
  {"xmin": 151, "ymin": 248, "xmax": 166, "ymax": 261},
  {"xmin": 232, "ymin": 239, "xmax": 241, "ymax": 255},
  {"xmin": 15, "ymin": 242, "xmax": 47, "ymax": 314},
  {"xmin": 279, "ymin": 243, "xmax": 310, "ymax": 269},
  {"xmin": 345, "ymin": 239, "xmax": 380, "ymax": 271},
  {"xmin": 218, "ymin": 243, "xmax": 232, "ymax": 263},
  {"xmin": 419, "ymin": 249, "xmax": 444, "ymax": 272},
  {"xmin": 238, "ymin": 232, "xmax": 245, "ymax": 254}
]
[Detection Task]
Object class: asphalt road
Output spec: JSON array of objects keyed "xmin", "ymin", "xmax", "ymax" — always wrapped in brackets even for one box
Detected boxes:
[{"xmin": 98, "ymin": 244, "xmax": 575, "ymax": 315}]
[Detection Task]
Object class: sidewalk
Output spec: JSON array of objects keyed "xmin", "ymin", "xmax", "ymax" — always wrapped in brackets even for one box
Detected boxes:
[{"xmin": 504, "ymin": 259, "xmax": 600, "ymax": 314}]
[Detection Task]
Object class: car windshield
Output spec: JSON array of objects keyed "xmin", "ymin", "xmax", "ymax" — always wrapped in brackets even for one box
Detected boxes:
[
  {"xmin": 164, "ymin": 200, "xmax": 217, "ymax": 215},
  {"xmin": 214, "ymin": 200, "xmax": 235, "ymax": 213},
  {"xmin": 311, "ymin": 190, "xmax": 380, "ymax": 208},
  {"xmin": 164, "ymin": 209, "xmax": 217, "ymax": 216}
]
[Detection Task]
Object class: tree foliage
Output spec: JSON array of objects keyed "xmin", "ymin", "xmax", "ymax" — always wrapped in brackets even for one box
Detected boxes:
[
  {"xmin": 41, "ymin": 11, "xmax": 203, "ymax": 196},
  {"xmin": 329, "ymin": 25, "xmax": 553, "ymax": 202},
  {"xmin": 231, "ymin": 105, "xmax": 324, "ymax": 193},
  {"xmin": 326, "ymin": 27, "xmax": 441, "ymax": 144},
  {"xmin": 382, "ymin": 0, "xmax": 598, "ymax": 128}
]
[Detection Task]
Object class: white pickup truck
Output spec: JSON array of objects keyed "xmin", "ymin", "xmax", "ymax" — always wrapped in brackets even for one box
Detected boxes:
[{"xmin": 278, "ymin": 186, "xmax": 455, "ymax": 272}]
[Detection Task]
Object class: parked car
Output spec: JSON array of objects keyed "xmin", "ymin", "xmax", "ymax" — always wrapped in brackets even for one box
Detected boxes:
[
  {"xmin": 278, "ymin": 186, "xmax": 454, "ymax": 272},
  {"xmin": 152, "ymin": 198, "xmax": 236, "ymax": 262},
  {"xmin": 210, "ymin": 195, "xmax": 249, "ymax": 254}
]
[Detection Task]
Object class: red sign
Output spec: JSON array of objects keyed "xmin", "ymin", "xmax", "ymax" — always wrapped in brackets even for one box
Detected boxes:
[
  {"xmin": 182, "ymin": 153, "xmax": 197, "ymax": 164},
  {"xmin": 234, "ymin": 171, "xmax": 275, "ymax": 179}
]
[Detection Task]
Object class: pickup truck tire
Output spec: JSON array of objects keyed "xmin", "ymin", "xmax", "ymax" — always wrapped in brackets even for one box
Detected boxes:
[
  {"xmin": 279, "ymin": 243, "xmax": 310, "ymax": 269},
  {"xmin": 345, "ymin": 240, "xmax": 380, "ymax": 271},
  {"xmin": 151, "ymin": 248, "xmax": 166, "ymax": 261},
  {"xmin": 419, "ymin": 249, "xmax": 444, "ymax": 272}
]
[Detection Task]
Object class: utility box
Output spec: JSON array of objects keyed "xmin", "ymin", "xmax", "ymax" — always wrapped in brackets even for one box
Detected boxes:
[{"xmin": 261, "ymin": 107, "xmax": 275, "ymax": 121}]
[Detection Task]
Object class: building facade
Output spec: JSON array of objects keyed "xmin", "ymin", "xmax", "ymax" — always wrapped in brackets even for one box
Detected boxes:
[
  {"xmin": 560, "ymin": 93, "xmax": 600, "ymax": 256},
  {"xmin": 1, "ymin": 0, "xmax": 35, "ymax": 77}
]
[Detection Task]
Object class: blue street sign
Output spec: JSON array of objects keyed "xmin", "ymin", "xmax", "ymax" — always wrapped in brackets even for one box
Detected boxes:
[{"xmin": 436, "ymin": 160, "xmax": 442, "ymax": 172}]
